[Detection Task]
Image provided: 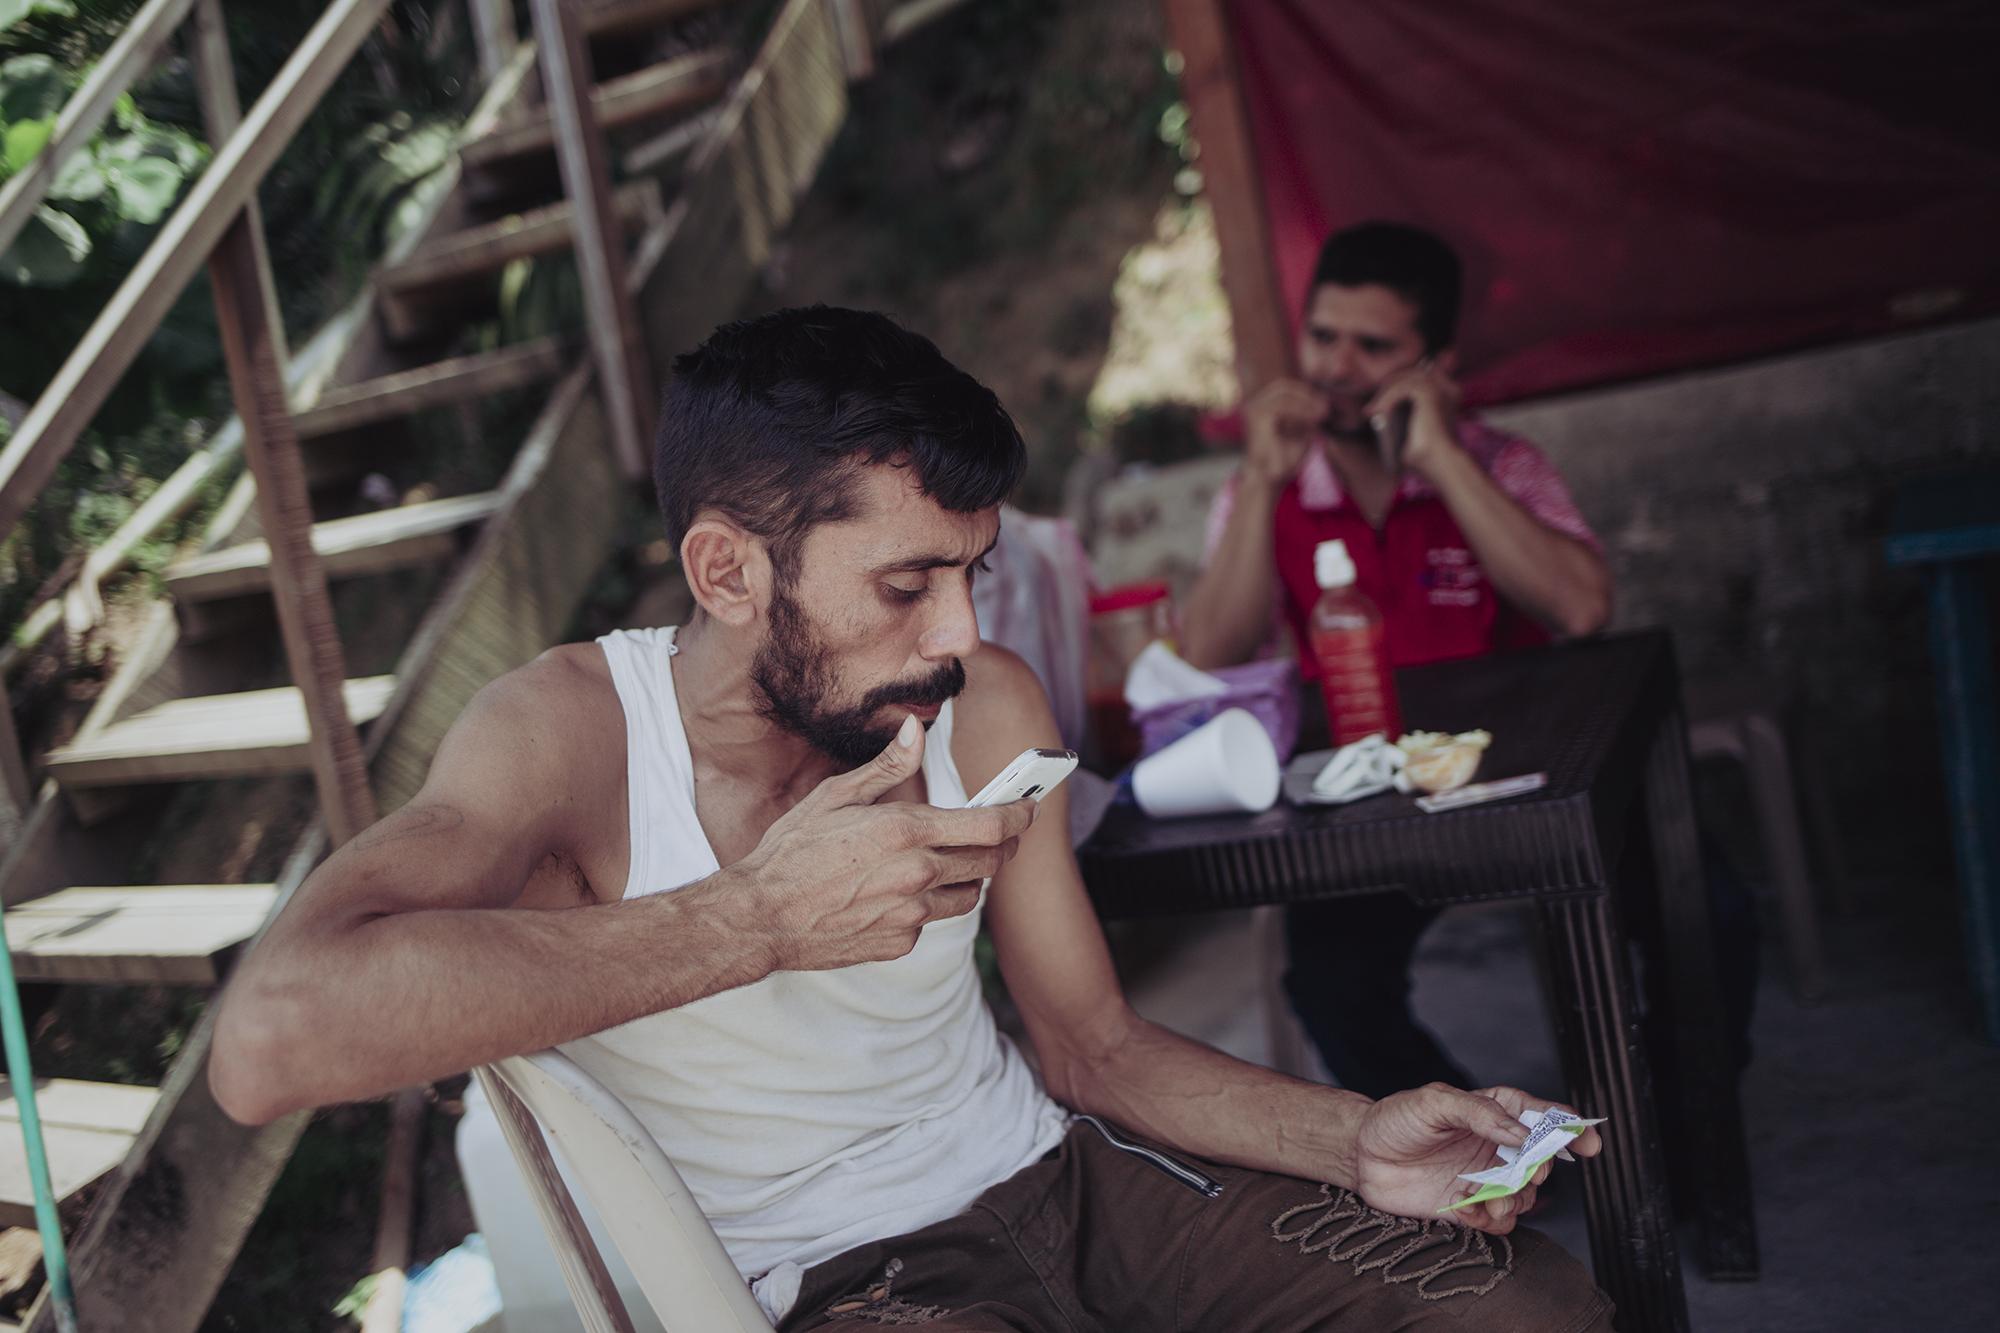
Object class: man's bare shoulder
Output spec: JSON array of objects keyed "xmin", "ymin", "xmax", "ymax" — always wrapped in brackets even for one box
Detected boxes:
[
  {"xmin": 952, "ymin": 645, "xmax": 1061, "ymax": 794},
  {"xmin": 435, "ymin": 643, "xmax": 623, "ymax": 801}
]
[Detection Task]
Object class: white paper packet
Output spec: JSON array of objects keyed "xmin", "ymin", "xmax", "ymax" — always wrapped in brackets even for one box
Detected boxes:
[{"xmin": 1439, "ymin": 1106, "xmax": 1606, "ymax": 1214}]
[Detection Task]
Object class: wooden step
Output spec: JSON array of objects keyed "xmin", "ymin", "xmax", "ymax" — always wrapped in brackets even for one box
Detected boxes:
[
  {"xmin": 164, "ymin": 491, "xmax": 502, "ymax": 605},
  {"xmin": 378, "ymin": 181, "xmax": 663, "ymax": 341},
  {"xmin": 0, "ymin": 1079, "xmax": 160, "ymax": 1228},
  {"xmin": 45, "ymin": 676, "xmax": 396, "ymax": 790},
  {"xmin": 462, "ymin": 50, "xmax": 732, "ymax": 195},
  {"xmin": 292, "ymin": 339, "xmax": 568, "ymax": 440},
  {"xmin": 5, "ymin": 884, "xmax": 279, "ymax": 986}
]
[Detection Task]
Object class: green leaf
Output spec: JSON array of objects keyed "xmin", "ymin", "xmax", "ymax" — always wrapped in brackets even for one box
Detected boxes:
[
  {"xmin": 0, "ymin": 54, "xmax": 68, "ymax": 122},
  {"xmin": 48, "ymin": 141, "xmax": 105, "ymax": 201},
  {"xmin": 0, "ymin": 0, "xmax": 77, "ymax": 36},
  {"xmin": 0, "ymin": 204, "xmax": 90, "ymax": 286},
  {"xmin": 2, "ymin": 115, "xmax": 51, "ymax": 175},
  {"xmin": 108, "ymin": 155, "xmax": 181, "ymax": 224},
  {"xmin": 332, "ymin": 1272, "xmax": 378, "ymax": 1321}
]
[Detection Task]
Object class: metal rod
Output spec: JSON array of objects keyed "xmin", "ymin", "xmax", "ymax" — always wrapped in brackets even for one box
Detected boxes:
[{"xmin": 0, "ymin": 901, "xmax": 79, "ymax": 1333}]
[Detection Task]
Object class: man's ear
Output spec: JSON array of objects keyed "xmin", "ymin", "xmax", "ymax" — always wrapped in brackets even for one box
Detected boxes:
[
  {"xmin": 681, "ymin": 517, "xmax": 771, "ymax": 628},
  {"xmin": 1434, "ymin": 346, "xmax": 1460, "ymax": 377}
]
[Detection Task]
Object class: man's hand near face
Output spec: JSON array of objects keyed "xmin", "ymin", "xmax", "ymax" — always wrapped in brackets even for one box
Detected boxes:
[
  {"xmin": 1364, "ymin": 359, "xmax": 1464, "ymax": 479},
  {"xmin": 1182, "ymin": 378, "xmax": 1331, "ymax": 667},
  {"xmin": 1358, "ymin": 357, "xmax": 1612, "ymax": 638},
  {"xmin": 730, "ymin": 712, "xmax": 1037, "ymax": 972},
  {"xmin": 1242, "ymin": 378, "xmax": 1332, "ymax": 495}
]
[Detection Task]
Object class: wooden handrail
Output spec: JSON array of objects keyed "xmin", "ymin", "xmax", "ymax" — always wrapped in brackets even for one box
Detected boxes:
[
  {"xmin": 0, "ymin": 0, "xmax": 200, "ymax": 257},
  {"xmin": 531, "ymin": 0, "xmax": 652, "ymax": 478},
  {"xmin": 0, "ymin": 0, "xmax": 394, "ymax": 543},
  {"xmin": 1159, "ymin": 0, "xmax": 1293, "ymax": 393}
]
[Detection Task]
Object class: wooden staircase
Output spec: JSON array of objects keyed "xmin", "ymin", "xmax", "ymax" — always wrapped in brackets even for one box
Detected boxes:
[{"xmin": 0, "ymin": 0, "xmax": 966, "ymax": 1327}]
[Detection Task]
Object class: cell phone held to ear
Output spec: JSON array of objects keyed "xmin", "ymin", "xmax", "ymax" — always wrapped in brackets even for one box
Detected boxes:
[
  {"xmin": 965, "ymin": 747, "xmax": 1080, "ymax": 808},
  {"xmin": 1369, "ymin": 398, "xmax": 1413, "ymax": 475}
]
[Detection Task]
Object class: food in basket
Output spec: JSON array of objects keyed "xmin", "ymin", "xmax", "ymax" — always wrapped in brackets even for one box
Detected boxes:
[{"xmin": 1395, "ymin": 729, "xmax": 1492, "ymax": 794}]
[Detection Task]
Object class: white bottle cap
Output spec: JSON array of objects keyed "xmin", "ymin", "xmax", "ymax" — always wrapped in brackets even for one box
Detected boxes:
[{"xmin": 1314, "ymin": 539, "xmax": 1356, "ymax": 588}]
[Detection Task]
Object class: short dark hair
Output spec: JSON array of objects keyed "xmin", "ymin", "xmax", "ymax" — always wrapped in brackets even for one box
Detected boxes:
[
  {"xmin": 1310, "ymin": 222, "xmax": 1463, "ymax": 354},
  {"xmin": 654, "ymin": 306, "xmax": 1027, "ymax": 578}
]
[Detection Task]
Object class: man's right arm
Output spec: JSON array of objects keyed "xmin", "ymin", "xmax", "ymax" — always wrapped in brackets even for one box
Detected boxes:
[
  {"xmin": 1179, "ymin": 379, "xmax": 1326, "ymax": 669},
  {"xmin": 210, "ymin": 662, "xmax": 1034, "ymax": 1125},
  {"xmin": 1179, "ymin": 471, "xmax": 1282, "ymax": 669}
]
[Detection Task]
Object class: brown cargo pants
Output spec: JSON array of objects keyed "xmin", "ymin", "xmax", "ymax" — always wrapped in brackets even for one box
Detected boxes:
[{"xmin": 777, "ymin": 1117, "xmax": 1615, "ymax": 1331}]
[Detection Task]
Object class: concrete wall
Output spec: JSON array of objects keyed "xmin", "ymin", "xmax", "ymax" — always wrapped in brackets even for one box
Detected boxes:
[{"xmin": 1485, "ymin": 317, "xmax": 2000, "ymax": 873}]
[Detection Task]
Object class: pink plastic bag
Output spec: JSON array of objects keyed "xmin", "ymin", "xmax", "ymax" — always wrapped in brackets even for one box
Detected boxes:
[{"xmin": 1133, "ymin": 657, "xmax": 1300, "ymax": 763}]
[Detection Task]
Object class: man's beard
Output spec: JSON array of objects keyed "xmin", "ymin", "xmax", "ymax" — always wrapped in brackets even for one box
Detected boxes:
[{"xmin": 750, "ymin": 581, "xmax": 966, "ymax": 768}]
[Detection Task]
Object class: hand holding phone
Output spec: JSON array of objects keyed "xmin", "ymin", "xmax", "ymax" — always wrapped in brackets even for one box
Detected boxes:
[
  {"xmin": 965, "ymin": 747, "xmax": 1080, "ymax": 808},
  {"xmin": 1369, "ymin": 399, "xmax": 1413, "ymax": 475}
]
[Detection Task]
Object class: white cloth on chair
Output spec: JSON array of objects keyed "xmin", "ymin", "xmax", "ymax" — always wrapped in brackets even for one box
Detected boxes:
[
  {"xmin": 972, "ymin": 505, "xmax": 1115, "ymax": 844},
  {"xmin": 973, "ymin": 505, "xmax": 1092, "ymax": 750},
  {"xmin": 564, "ymin": 627, "xmax": 1069, "ymax": 1315}
]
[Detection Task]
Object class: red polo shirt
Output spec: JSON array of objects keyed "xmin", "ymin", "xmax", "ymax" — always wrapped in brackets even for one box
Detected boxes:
[{"xmin": 1201, "ymin": 419, "xmax": 1600, "ymax": 674}]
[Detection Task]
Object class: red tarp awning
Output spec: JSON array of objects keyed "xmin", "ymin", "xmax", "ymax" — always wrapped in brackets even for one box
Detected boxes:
[{"xmin": 1228, "ymin": 0, "xmax": 2000, "ymax": 404}]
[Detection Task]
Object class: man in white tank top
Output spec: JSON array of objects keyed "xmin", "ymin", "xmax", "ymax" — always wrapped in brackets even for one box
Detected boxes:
[{"xmin": 211, "ymin": 308, "xmax": 1611, "ymax": 1330}]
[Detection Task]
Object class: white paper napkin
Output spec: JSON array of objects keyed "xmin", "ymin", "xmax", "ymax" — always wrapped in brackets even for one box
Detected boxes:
[{"xmin": 1123, "ymin": 640, "xmax": 1229, "ymax": 711}]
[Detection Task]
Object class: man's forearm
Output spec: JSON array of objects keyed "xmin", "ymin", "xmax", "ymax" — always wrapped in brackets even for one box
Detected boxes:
[
  {"xmin": 1181, "ymin": 473, "xmax": 1283, "ymax": 669},
  {"xmin": 1423, "ymin": 446, "xmax": 1611, "ymax": 636},
  {"xmin": 214, "ymin": 868, "xmax": 771, "ymax": 1123},
  {"xmin": 1050, "ymin": 1008, "xmax": 1371, "ymax": 1188}
]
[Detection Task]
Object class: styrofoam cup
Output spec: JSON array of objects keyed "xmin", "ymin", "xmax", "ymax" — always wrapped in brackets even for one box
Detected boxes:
[{"xmin": 1132, "ymin": 707, "xmax": 1281, "ymax": 818}]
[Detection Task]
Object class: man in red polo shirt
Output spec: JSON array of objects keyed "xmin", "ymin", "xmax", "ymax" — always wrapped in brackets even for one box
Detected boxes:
[{"xmin": 1181, "ymin": 222, "xmax": 1613, "ymax": 1097}]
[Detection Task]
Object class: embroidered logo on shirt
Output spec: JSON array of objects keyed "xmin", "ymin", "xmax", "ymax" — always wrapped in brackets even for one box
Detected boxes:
[{"xmin": 1420, "ymin": 548, "xmax": 1485, "ymax": 608}]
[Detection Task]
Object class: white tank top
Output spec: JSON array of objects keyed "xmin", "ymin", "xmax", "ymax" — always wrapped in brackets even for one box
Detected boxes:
[{"xmin": 564, "ymin": 626, "xmax": 1068, "ymax": 1291}]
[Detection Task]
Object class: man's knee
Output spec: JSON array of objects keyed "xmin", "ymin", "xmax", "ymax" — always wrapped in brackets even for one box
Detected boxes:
[
  {"xmin": 1466, "ymin": 1224, "xmax": 1615, "ymax": 1333},
  {"xmin": 1257, "ymin": 1183, "xmax": 1612, "ymax": 1332}
]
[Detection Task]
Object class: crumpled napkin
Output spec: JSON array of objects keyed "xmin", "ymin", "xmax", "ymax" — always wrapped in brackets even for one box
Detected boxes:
[
  {"xmin": 1123, "ymin": 640, "xmax": 1229, "ymax": 710},
  {"xmin": 1309, "ymin": 733, "xmax": 1404, "ymax": 803}
]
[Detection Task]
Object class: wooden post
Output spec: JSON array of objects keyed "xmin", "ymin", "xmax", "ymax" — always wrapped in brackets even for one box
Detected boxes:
[
  {"xmin": 468, "ymin": 0, "xmax": 520, "ymax": 88},
  {"xmin": 206, "ymin": 212, "xmax": 377, "ymax": 847},
  {"xmin": 357, "ymin": 1087, "xmax": 426, "ymax": 1333},
  {"xmin": 0, "ymin": 692, "xmax": 31, "ymax": 848},
  {"xmin": 827, "ymin": 0, "xmax": 877, "ymax": 81},
  {"xmin": 188, "ymin": 0, "xmax": 288, "ymax": 366},
  {"xmin": 1160, "ymin": 0, "xmax": 1293, "ymax": 395},
  {"xmin": 531, "ymin": 0, "xmax": 654, "ymax": 480}
]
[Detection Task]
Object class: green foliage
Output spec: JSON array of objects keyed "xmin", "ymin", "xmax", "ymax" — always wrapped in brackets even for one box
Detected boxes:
[
  {"xmin": 0, "ymin": 51, "xmax": 208, "ymax": 285},
  {"xmin": 0, "ymin": 2, "xmax": 477, "ymax": 644},
  {"xmin": 0, "ymin": 0, "xmax": 76, "ymax": 38}
]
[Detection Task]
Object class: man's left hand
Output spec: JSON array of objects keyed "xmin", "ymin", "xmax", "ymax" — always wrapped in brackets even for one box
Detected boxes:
[
  {"xmin": 1349, "ymin": 1083, "xmax": 1603, "ymax": 1235},
  {"xmin": 1365, "ymin": 362, "xmax": 1463, "ymax": 477}
]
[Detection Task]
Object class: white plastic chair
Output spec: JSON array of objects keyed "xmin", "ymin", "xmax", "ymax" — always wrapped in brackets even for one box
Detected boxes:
[{"xmin": 474, "ymin": 1051, "xmax": 775, "ymax": 1333}]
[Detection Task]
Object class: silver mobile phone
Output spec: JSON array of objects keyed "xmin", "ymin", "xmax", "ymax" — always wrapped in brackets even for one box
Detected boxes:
[{"xmin": 965, "ymin": 747, "xmax": 1080, "ymax": 808}]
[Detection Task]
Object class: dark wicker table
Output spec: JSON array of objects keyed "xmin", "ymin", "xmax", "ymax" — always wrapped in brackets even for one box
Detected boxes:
[{"xmin": 1079, "ymin": 630, "xmax": 1757, "ymax": 1333}]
